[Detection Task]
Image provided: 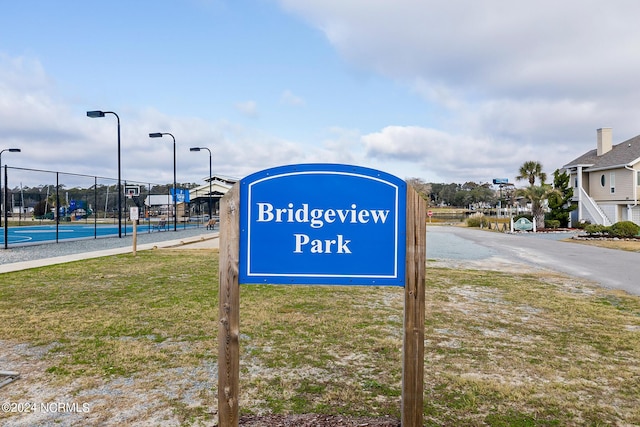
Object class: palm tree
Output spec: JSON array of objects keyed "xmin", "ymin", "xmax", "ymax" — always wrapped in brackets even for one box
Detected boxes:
[
  {"xmin": 516, "ymin": 161, "xmax": 547, "ymax": 186},
  {"xmin": 516, "ymin": 184, "xmax": 560, "ymax": 230}
]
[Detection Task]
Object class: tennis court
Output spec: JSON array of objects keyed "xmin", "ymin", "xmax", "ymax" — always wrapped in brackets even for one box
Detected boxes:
[{"xmin": 3, "ymin": 222, "xmax": 169, "ymax": 247}]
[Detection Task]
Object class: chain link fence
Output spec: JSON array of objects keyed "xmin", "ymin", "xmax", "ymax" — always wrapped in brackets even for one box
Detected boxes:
[{"xmin": 1, "ymin": 165, "xmax": 196, "ymax": 248}]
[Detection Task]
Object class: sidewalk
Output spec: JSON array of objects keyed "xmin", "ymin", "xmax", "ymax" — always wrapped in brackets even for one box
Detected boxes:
[{"xmin": 0, "ymin": 232, "xmax": 220, "ymax": 274}]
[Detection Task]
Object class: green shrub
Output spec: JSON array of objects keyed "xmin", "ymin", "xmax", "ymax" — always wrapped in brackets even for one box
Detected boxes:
[
  {"xmin": 545, "ymin": 220, "xmax": 560, "ymax": 229},
  {"xmin": 610, "ymin": 221, "xmax": 640, "ymax": 238},
  {"xmin": 584, "ymin": 224, "xmax": 610, "ymax": 236},
  {"xmin": 575, "ymin": 220, "xmax": 591, "ymax": 229},
  {"xmin": 466, "ymin": 215, "xmax": 490, "ymax": 228}
]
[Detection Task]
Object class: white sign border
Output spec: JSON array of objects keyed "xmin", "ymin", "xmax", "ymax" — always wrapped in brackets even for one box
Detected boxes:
[{"xmin": 244, "ymin": 170, "xmax": 401, "ymax": 280}]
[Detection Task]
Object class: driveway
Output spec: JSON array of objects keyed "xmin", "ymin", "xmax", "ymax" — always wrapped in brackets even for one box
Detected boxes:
[{"xmin": 426, "ymin": 226, "xmax": 640, "ymax": 296}]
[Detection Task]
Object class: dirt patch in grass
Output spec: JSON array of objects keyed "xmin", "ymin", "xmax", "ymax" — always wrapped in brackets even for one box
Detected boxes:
[
  {"xmin": 1, "ymin": 248, "xmax": 639, "ymax": 426},
  {"xmin": 238, "ymin": 413, "xmax": 400, "ymax": 426}
]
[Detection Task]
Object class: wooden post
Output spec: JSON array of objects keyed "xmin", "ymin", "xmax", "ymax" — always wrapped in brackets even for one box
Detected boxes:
[
  {"xmin": 130, "ymin": 207, "xmax": 139, "ymax": 256},
  {"xmin": 402, "ymin": 185, "xmax": 426, "ymax": 426},
  {"xmin": 217, "ymin": 178, "xmax": 424, "ymax": 425},
  {"xmin": 132, "ymin": 219, "xmax": 137, "ymax": 256},
  {"xmin": 218, "ymin": 184, "xmax": 240, "ymax": 426}
]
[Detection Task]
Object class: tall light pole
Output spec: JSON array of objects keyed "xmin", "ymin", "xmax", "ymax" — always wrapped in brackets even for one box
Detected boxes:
[
  {"xmin": 1, "ymin": 148, "xmax": 21, "ymax": 248},
  {"xmin": 189, "ymin": 147, "xmax": 212, "ymax": 220},
  {"xmin": 149, "ymin": 132, "xmax": 177, "ymax": 231},
  {"xmin": 87, "ymin": 110, "xmax": 122, "ymax": 238}
]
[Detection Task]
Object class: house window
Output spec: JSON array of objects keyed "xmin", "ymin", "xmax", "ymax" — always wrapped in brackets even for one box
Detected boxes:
[
  {"xmin": 637, "ymin": 171, "xmax": 640, "ymax": 186},
  {"xmin": 600, "ymin": 174, "xmax": 606, "ymax": 187},
  {"xmin": 610, "ymin": 172, "xmax": 615, "ymax": 194}
]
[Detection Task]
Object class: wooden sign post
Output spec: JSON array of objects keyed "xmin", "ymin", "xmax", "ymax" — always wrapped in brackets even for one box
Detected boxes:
[
  {"xmin": 218, "ymin": 184, "xmax": 240, "ymax": 425},
  {"xmin": 401, "ymin": 185, "xmax": 426, "ymax": 426},
  {"xmin": 130, "ymin": 207, "xmax": 139, "ymax": 256},
  {"xmin": 217, "ymin": 165, "xmax": 425, "ymax": 426}
]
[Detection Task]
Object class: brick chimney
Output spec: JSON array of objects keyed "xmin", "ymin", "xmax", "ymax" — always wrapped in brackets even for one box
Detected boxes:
[{"xmin": 597, "ymin": 127, "xmax": 612, "ymax": 156}]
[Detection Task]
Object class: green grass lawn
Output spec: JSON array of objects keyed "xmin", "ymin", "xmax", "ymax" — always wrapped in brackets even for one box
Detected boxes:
[{"xmin": 1, "ymin": 248, "xmax": 639, "ymax": 426}]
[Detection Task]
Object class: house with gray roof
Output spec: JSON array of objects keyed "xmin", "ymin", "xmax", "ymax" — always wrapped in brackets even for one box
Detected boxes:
[{"xmin": 563, "ymin": 128, "xmax": 640, "ymax": 226}]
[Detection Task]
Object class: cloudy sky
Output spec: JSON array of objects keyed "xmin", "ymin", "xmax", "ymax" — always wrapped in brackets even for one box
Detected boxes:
[{"xmin": 2, "ymin": 0, "xmax": 640, "ymax": 189}]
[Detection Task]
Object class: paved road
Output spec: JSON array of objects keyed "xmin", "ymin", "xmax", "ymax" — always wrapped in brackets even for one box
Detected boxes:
[{"xmin": 427, "ymin": 226, "xmax": 640, "ymax": 296}]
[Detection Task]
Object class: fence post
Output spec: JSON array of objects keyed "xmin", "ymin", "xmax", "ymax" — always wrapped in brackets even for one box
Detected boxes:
[
  {"xmin": 3, "ymin": 166, "xmax": 7, "ymax": 249},
  {"xmin": 55, "ymin": 172, "xmax": 60, "ymax": 243}
]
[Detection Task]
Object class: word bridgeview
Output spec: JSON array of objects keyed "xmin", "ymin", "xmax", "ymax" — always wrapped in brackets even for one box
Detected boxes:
[
  {"xmin": 255, "ymin": 202, "xmax": 392, "ymax": 254},
  {"xmin": 256, "ymin": 202, "xmax": 391, "ymax": 228}
]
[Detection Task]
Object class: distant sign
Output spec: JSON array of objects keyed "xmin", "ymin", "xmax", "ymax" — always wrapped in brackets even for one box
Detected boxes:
[
  {"xmin": 130, "ymin": 207, "xmax": 139, "ymax": 221},
  {"xmin": 171, "ymin": 188, "xmax": 190, "ymax": 203},
  {"xmin": 514, "ymin": 217, "xmax": 533, "ymax": 231},
  {"xmin": 239, "ymin": 164, "xmax": 406, "ymax": 286},
  {"xmin": 493, "ymin": 178, "xmax": 509, "ymax": 184}
]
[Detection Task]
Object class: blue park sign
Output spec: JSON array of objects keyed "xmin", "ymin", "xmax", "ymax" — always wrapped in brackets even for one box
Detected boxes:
[{"xmin": 239, "ymin": 164, "xmax": 407, "ymax": 286}]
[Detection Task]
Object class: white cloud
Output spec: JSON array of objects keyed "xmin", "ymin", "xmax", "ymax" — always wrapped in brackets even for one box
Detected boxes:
[
  {"xmin": 6, "ymin": 1, "xmax": 640, "ymax": 189},
  {"xmin": 278, "ymin": 0, "xmax": 640, "ymax": 183},
  {"xmin": 234, "ymin": 100, "xmax": 258, "ymax": 118},
  {"xmin": 0, "ymin": 54, "xmax": 51, "ymax": 91},
  {"xmin": 362, "ymin": 125, "xmax": 535, "ymax": 183},
  {"xmin": 280, "ymin": 89, "xmax": 305, "ymax": 106},
  {"xmin": 0, "ymin": 56, "xmax": 289, "ymax": 185},
  {"xmin": 279, "ymin": 0, "xmax": 640, "ymax": 96}
]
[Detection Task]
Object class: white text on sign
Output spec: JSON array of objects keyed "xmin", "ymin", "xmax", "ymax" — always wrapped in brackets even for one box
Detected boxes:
[
  {"xmin": 256, "ymin": 202, "xmax": 390, "ymax": 255},
  {"xmin": 293, "ymin": 234, "xmax": 351, "ymax": 254},
  {"xmin": 256, "ymin": 203, "xmax": 390, "ymax": 229}
]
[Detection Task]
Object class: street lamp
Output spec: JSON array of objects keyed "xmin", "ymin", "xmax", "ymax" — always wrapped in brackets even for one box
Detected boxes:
[
  {"xmin": 87, "ymin": 110, "xmax": 122, "ymax": 238},
  {"xmin": 189, "ymin": 147, "xmax": 212, "ymax": 220},
  {"xmin": 1, "ymin": 148, "xmax": 21, "ymax": 247},
  {"xmin": 149, "ymin": 132, "xmax": 177, "ymax": 231}
]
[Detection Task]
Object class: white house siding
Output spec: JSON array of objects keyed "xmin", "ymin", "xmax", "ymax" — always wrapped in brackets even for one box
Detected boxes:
[
  {"xmin": 615, "ymin": 168, "xmax": 635, "ymax": 200},
  {"xmin": 588, "ymin": 167, "xmax": 634, "ymax": 202},
  {"xmin": 581, "ymin": 208, "xmax": 599, "ymax": 225},
  {"xmin": 582, "ymin": 171, "xmax": 591, "ymax": 194},
  {"xmin": 588, "ymin": 172, "xmax": 609, "ymax": 200},
  {"xmin": 600, "ymin": 204, "xmax": 619, "ymax": 223},
  {"xmin": 622, "ymin": 206, "xmax": 640, "ymax": 225},
  {"xmin": 570, "ymin": 170, "xmax": 591, "ymax": 194}
]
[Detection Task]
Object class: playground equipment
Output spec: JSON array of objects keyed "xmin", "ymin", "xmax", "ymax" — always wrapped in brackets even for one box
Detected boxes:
[{"xmin": 59, "ymin": 200, "xmax": 93, "ymax": 221}]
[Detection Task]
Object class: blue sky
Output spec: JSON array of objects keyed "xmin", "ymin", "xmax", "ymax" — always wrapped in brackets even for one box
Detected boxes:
[{"xmin": 3, "ymin": 0, "xmax": 640, "ymax": 188}]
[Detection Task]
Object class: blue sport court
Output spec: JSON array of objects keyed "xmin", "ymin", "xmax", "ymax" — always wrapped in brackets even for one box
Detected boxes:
[{"xmin": 3, "ymin": 223, "xmax": 184, "ymax": 247}]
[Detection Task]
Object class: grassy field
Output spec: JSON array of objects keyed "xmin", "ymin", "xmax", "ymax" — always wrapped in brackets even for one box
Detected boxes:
[{"xmin": 1, "ymin": 247, "xmax": 639, "ymax": 426}]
